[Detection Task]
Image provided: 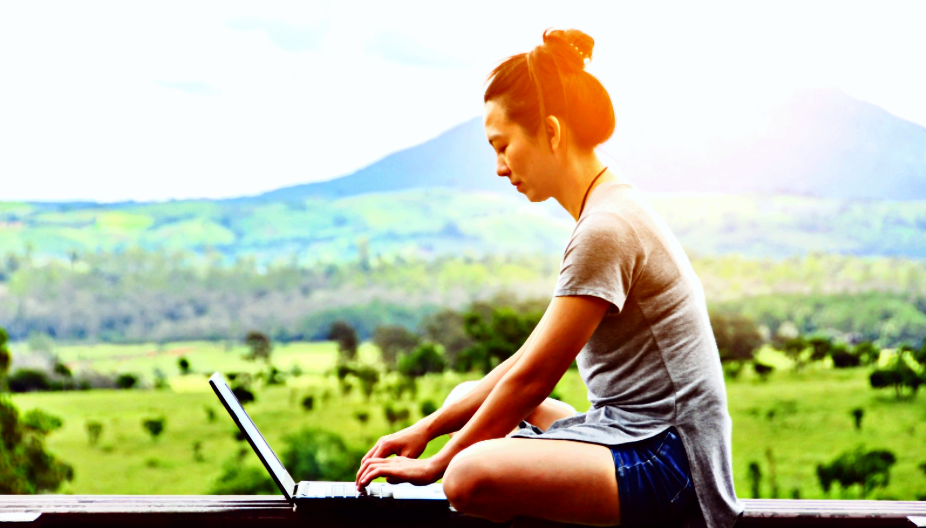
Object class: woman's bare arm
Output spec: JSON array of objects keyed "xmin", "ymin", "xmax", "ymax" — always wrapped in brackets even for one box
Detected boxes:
[
  {"xmin": 358, "ymin": 306, "xmax": 554, "ymax": 466},
  {"xmin": 356, "ymin": 295, "xmax": 608, "ymax": 488},
  {"xmin": 429, "ymin": 295, "xmax": 607, "ymax": 464},
  {"xmin": 419, "ymin": 306, "xmax": 554, "ymax": 438}
]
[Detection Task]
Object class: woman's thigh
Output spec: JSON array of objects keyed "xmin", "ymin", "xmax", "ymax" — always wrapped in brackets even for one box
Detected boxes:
[{"xmin": 443, "ymin": 438, "xmax": 619, "ymax": 526}]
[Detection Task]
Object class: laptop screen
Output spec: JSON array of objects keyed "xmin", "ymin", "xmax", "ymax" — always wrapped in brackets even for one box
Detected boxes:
[{"xmin": 209, "ymin": 372, "xmax": 296, "ymax": 501}]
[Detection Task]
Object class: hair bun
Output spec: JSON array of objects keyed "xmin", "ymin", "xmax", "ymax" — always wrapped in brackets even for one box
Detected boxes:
[{"xmin": 542, "ymin": 28, "xmax": 594, "ymax": 71}]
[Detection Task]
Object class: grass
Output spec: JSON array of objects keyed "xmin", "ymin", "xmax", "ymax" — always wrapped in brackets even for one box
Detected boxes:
[{"xmin": 9, "ymin": 342, "xmax": 926, "ymax": 499}]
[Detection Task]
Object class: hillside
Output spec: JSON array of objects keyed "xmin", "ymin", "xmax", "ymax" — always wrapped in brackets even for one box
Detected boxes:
[
  {"xmin": 2, "ymin": 88, "xmax": 926, "ymax": 263},
  {"xmin": 3, "ymin": 192, "xmax": 926, "ymax": 264}
]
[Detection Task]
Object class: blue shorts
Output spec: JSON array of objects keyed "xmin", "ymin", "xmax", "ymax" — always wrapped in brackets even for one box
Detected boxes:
[{"xmin": 610, "ymin": 427, "xmax": 697, "ymax": 526}]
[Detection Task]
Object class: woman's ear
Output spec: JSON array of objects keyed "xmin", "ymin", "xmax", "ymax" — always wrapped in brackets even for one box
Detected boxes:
[{"xmin": 544, "ymin": 115, "xmax": 563, "ymax": 152}]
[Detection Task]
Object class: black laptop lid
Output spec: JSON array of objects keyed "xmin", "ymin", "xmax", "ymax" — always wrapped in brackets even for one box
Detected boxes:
[{"xmin": 209, "ymin": 372, "xmax": 296, "ymax": 501}]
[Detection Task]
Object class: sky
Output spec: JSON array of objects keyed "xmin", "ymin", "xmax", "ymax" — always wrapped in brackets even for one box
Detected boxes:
[{"xmin": 1, "ymin": 0, "xmax": 925, "ymax": 202}]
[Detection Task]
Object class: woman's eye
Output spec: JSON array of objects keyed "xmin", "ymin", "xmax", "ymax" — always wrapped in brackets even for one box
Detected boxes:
[{"xmin": 499, "ymin": 146, "xmax": 507, "ymax": 154}]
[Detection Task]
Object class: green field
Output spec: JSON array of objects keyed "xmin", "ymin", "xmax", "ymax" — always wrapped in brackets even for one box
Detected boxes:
[{"xmin": 10, "ymin": 342, "xmax": 926, "ymax": 499}]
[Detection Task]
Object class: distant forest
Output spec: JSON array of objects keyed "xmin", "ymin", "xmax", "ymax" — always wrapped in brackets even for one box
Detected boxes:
[{"xmin": 1, "ymin": 248, "xmax": 924, "ymax": 348}]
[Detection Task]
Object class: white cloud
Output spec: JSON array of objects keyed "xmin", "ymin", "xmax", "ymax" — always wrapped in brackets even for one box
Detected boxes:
[{"xmin": 0, "ymin": 0, "xmax": 923, "ymax": 202}]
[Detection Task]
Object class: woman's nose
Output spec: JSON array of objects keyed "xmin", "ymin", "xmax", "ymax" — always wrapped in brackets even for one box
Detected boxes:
[{"xmin": 496, "ymin": 160, "xmax": 510, "ymax": 177}]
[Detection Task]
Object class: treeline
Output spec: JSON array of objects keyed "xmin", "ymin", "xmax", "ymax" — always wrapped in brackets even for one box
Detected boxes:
[{"xmin": 2, "ymin": 248, "xmax": 926, "ymax": 347}]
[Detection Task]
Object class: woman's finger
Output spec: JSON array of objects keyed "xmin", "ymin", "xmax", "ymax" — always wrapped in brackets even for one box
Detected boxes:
[
  {"xmin": 358, "ymin": 459, "xmax": 389, "ymax": 489},
  {"xmin": 361, "ymin": 438, "xmax": 386, "ymax": 464},
  {"xmin": 356, "ymin": 456, "xmax": 382, "ymax": 487}
]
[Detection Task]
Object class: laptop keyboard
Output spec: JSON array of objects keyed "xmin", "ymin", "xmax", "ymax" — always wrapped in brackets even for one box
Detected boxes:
[{"xmin": 300, "ymin": 482, "xmax": 389, "ymax": 499}]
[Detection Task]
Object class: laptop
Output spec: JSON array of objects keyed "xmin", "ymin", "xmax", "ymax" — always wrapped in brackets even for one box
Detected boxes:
[{"xmin": 208, "ymin": 372, "xmax": 449, "ymax": 512}]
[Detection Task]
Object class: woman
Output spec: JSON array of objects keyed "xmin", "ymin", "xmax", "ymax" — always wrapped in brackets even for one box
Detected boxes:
[{"xmin": 356, "ymin": 29, "xmax": 742, "ymax": 528}]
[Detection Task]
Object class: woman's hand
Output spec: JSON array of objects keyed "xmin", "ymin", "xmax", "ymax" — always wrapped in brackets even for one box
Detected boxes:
[
  {"xmin": 360, "ymin": 422, "xmax": 431, "ymax": 464},
  {"xmin": 355, "ymin": 454, "xmax": 447, "ymax": 490}
]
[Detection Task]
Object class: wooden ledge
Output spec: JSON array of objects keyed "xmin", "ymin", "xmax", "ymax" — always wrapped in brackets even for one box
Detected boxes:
[{"xmin": 0, "ymin": 496, "xmax": 924, "ymax": 527}]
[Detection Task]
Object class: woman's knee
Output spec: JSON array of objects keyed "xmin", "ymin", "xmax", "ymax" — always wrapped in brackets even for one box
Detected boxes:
[
  {"xmin": 443, "ymin": 380, "xmax": 479, "ymax": 408},
  {"xmin": 443, "ymin": 446, "xmax": 505, "ymax": 520}
]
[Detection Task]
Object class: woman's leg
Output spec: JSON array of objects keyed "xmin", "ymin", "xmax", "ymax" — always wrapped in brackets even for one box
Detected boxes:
[
  {"xmin": 442, "ymin": 380, "xmax": 578, "ymax": 435},
  {"xmin": 442, "ymin": 437, "xmax": 620, "ymax": 526}
]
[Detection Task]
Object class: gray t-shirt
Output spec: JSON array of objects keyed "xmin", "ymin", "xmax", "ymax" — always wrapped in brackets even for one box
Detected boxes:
[{"xmin": 510, "ymin": 181, "xmax": 742, "ymax": 528}]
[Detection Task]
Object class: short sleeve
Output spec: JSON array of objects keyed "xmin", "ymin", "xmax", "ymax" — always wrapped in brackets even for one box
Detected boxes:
[{"xmin": 554, "ymin": 212, "xmax": 645, "ymax": 312}]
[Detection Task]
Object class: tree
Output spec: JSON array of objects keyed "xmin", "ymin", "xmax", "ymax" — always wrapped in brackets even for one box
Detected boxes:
[
  {"xmin": 753, "ymin": 361, "xmax": 774, "ymax": 381},
  {"xmin": 352, "ymin": 364, "xmax": 380, "ymax": 400},
  {"xmin": 816, "ymin": 447, "xmax": 896, "ymax": 498},
  {"xmin": 851, "ymin": 408, "xmax": 864, "ymax": 431},
  {"xmin": 178, "ymin": 356, "xmax": 191, "ymax": 375},
  {"xmin": 420, "ymin": 400, "xmax": 438, "ymax": 417},
  {"xmin": 853, "ymin": 341, "xmax": 880, "ymax": 365},
  {"xmin": 397, "ymin": 343, "xmax": 447, "ymax": 378},
  {"xmin": 383, "ymin": 404, "xmax": 410, "ymax": 429},
  {"xmin": 328, "ymin": 321, "xmax": 358, "ymax": 362},
  {"xmin": 0, "ymin": 327, "xmax": 10, "ymax": 388},
  {"xmin": 115, "ymin": 373, "xmax": 138, "ymax": 389},
  {"xmin": 85, "ymin": 420, "xmax": 103, "ymax": 446},
  {"xmin": 244, "ymin": 331, "xmax": 272, "ymax": 363},
  {"xmin": 458, "ymin": 305, "xmax": 541, "ymax": 373},
  {"xmin": 709, "ymin": 312, "xmax": 763, "ymax": 363},
  {"xmin": 807, "ymin": 337, "xmax": 833, "ymax": 362},
  {"xmin": 831, "ymin": 343, "xmax": 861, "ymax": 368},
  {"xmin": 0, "ymin": 397, "xmax": 74, "ymax": 493},
  {"xmin": 747, "ymin": 461, "xmax": 762, "ymax": 499},
  {"xmin": 281, "ymin": 429, "xmax": 365, "ymax": 482},
  {"xmin": 373, "ymin": 326, "xmax": 420, "ymax": 368},
  {"xmin": 420, "ymin": 309, "xmax": 473, "ymax": 368},
  {"xmin": 142, "ymin": 417, "xmax": 166, "ymax": 441},
  {"xmin": 211, "ymin": 448, "xmax": 277, "ymax": 494},
  {"xmin": 869, "ymin": 347, "xmax": 924, "ymax": 399}
]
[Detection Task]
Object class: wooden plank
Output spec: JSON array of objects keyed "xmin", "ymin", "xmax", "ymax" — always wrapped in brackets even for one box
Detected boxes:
[{"xmin": 0, "ymin": 497, "xmax": 924, "ymax": 527}]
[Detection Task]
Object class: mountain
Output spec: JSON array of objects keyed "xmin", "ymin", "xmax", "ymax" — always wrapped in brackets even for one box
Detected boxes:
[
  {"xmin": 254, "ymin": 88, "xmax": 926, "ymax": 201},
  {"xmin": 605, "ymin": 88, "xmax": 926, "ymax": 199},
  {"xmin": 253, "ymin": 118, "xmax": 508, "ymax": 202}
]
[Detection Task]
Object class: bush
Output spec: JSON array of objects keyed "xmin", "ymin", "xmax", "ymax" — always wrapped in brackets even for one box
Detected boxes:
[
  {"xmin": 328, "ymin": 321, "xmax": 358, "ymax": 362},
  {"xmin": 383, "ymin": 404, "xmax": 410, "ymax": 429},
  {"xmin": 397, "ymin": 343, "xmax": 446, "ymax": 378},
  {"xmin": 244, "ymin": 331, "xmax": 272, "ymax": 363},
  {"xmin": 869, "ymin": 349, "xmax": 924, "ymax": 398},
  {"xmin": 753, "ymin": 361, "xmax": 774, "ymax": 381},
  {"xmin": 0, "ymin": 327, "xmax": 10, "ymax": 379},
  {"xmin": 373, "ymin": 326, "xmax": 420, "ymax": 368},
  {"xmin": 459, "ymin": 305, "xmax": 541, "ymax": 373},
  {"xmin": 86, "ymin": 420, "xmax": 104, "ymax": 446},
  {"xmin": 301, "ymin": 396, "xmax": 314, "ymax": 412},
  {"xmin": 7, "ymin": 368, "xmax": 51, "ymax": 392},
  {"xmin": 0, "ymin": 397, "xmax": 73, "ymax": 493},
  {"xmin": 115, "ymin": 373, "xmax": 138, "ymax": 390},
  {"xmin": 142, "ymin": 417, "xmax": 166, "ymax": 441},
  {"xmin": 232, "ymin": 386, "xmax": 256, "ymax": 405},
  {"xmin": 816, "ymin": 446, "xmax": 896, "ymax": 498},
  {"xmin": 710, "ymin": 312, "xmax": 763, "ymax": 363},
  {"xmin": 352, "ymin": 364, "xmax": 380, "ymax": 400},
  {"xmin": 831, "ymin": 345, "xmax": 861, "ymax": 368},
  {"xmin": 211, "ymin": 448, "xmax": 277, "ymax": 494},
  {"xmin": 420, "ymin": 400, "xmax": 438, "ymax": 417},
  {"xmin": 178, "ymin": 357, "xmax": 191, "ymax": 375},
  {"xmin": 281, "ymin": 429, "xmax": 364, "ymax": 482}
]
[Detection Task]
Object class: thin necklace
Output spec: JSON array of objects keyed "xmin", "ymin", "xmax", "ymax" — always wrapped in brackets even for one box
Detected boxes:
[{"xmin": 578, "ymin": 166, "xmax": 608, "ymax": 218}]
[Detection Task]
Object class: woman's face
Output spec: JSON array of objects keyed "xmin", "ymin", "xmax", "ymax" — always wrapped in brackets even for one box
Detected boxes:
[{"xmin": 484, "ymin": 100, "xmax": 559, "ymax": 202}]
